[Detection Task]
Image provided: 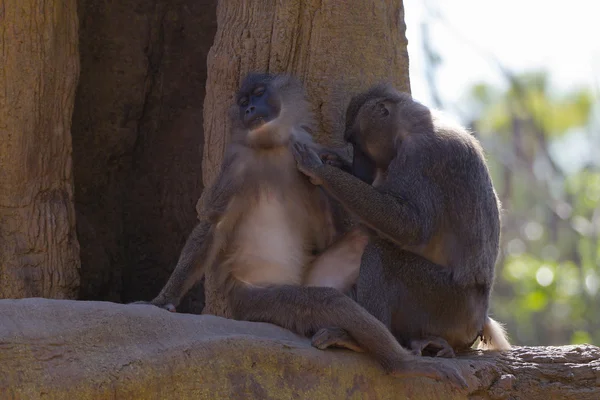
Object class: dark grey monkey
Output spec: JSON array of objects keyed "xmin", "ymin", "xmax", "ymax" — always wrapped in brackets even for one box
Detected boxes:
[
  {"xmin": 134, "ymin": 74, "xmax": 467, "ymax": 387},
  {"xmin": 292, "ymin": 83, "xmax": 511, "ymax": 358}
]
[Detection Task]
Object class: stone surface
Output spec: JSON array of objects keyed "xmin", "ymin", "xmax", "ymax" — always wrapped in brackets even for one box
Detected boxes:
[{"xmin": 1, "ymin": 299, "xmax": 599, "ymax": 399}]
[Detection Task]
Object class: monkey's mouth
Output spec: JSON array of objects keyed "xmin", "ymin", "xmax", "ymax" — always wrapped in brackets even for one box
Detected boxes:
[{"xmin": 248, "ymin": 116, "xmax": 268, "ymax": 129}]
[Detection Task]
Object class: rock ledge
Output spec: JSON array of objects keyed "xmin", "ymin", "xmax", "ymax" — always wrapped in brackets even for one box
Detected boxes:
[{"xmin": 0, "ymin": 299, "xmax": 598, "ymax": 399}]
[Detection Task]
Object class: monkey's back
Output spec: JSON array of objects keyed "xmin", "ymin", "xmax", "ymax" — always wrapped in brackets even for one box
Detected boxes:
[{"xmin": 430, "ymin": 120, "xmax": 501, "ymax": 284}]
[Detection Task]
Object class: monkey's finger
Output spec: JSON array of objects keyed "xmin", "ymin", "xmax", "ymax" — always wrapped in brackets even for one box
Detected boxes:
[
  {"xmin": 294, "ymin": 142, "xmax": 312, "ymax": 156},
  {"xmin": 291, "ymin": 141, "xmax": 307, "ymax": 154},
  {"xmin": 292, "ymin": 144, "xmax": 317, "ymax": 168},
  {"xmin": 291, "ymin": 142, "xmax": 306, "ymax": 162},
  {"xmin": 305, "ymin": 145, "xmax": 322, "ymax": 161}
]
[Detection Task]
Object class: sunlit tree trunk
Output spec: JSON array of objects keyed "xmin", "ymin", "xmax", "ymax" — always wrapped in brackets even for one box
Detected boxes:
[{"xmin": 0, "ymin": 0, "xmax": 81, "ymax": 298}]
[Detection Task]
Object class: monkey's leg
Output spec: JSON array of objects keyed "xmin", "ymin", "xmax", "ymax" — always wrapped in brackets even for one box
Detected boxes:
[
  {"xmin": 311, "ymin": 242, "xmax": 460, "ymax": 360},
  {"xmin": 304, "ymin": 227, "xmax": 368, "ymax": 292},
  {"xmin": 231, "ymin": 284, "xmax": 467, "ymax": 388},
  {"xmin": 355, "ymin": 242, "xmax": 394, "ymax": 326},
  {"xmin": 384, "ymin": 243, "xmax": 486, "ymax": 356},
  {"xmin": 310, "ymin": 241, "xmax": 393, "ymax": 352},
  {"xmin": 306, "ymin": 226, "xmax": 368, "ymax": 353}
]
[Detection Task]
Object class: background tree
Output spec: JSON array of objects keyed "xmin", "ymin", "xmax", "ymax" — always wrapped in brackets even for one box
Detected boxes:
[
  {"xmin": 414, "ymin": 0, "xmax": 600, "ymax": 346},
  {"xmin": 466, "ymin": 73, "xmax": 600, "ymax": 346},
  {"xmin": 1, "ymin": 1, "xmax": 412, "ymax": 314},
  {"xmin": 0, "ymin": 0, "xmax": 81, "ymax": 298}
]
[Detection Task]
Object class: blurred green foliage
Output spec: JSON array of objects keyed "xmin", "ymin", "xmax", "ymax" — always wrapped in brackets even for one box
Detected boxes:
[{"xmin": 466, "ymin": 71, "xmax": 600, "ymax": 346}]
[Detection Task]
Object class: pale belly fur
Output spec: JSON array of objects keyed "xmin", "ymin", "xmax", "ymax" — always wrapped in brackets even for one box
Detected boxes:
[{"xmin": 231, "ymin": 193, "xmax": 310, "ymax": 286}]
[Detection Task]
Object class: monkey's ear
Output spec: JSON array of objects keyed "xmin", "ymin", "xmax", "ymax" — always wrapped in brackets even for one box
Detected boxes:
[{"xmin": 375, "ymin": 101, "xmax": 392, "ymax": 117}]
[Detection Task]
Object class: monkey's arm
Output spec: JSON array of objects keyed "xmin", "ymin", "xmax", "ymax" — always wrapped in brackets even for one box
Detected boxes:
[
  {"xmin": 292, "ymin": 143, "xmax": 437, "ymax": 248},
  {"xmin": 147, "ymin": 220, "xmax": 212, "ymax": 310},
  {"xmin": 145, "ymin": 152, "xmax": 241, "ymax": 311}
]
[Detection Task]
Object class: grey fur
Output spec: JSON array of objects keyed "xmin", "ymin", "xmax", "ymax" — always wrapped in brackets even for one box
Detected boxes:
[
  {"xmin": 293, "ymin": 83, "xmax": 510, "ymax": 357},
  {"xmin": 135, "ymin": 75, "xmax": 467, "ymax": 387}
]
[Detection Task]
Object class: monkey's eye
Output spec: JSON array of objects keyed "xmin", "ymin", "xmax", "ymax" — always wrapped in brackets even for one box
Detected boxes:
[
  {"xmin": 253, "ymin": 86, "xmax": 265, "ymax": 97},
  {"xmin": 239, "ymin": 97, "xmax": 249, "ymax": 107}
]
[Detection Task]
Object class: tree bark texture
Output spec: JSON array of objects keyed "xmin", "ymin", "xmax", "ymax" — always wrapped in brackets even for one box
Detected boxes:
[
  {"xmin": 0, "ymin": 0, "xmax": 81, "ymax": 298},
  {"xmin": 201, "ymin": 0, "xmax": 411, "ymax": 316},
  {"xmin": 71, "ymin": 0, "xmax": 217, "ymax": 311}
]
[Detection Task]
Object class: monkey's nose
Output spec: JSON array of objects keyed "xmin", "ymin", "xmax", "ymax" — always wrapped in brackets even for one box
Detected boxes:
[{"xmin": 245, "ymin": 106, "xmax": 255, "ymax": 115}]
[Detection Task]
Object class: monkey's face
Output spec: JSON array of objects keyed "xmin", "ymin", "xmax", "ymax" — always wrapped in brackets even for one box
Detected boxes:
[
  {"xmin": 348, "ymin": 139, "xmax": 376, "ymax": 185},
  {"xmin": 233, "ymin": 73, "xmax": 312, "ymax": 149},
  {"xmin": 345, "ymin": 99, "xmax": 398, "ymax": 183},
  {"xmin": 237, "ymin": 83, "xmax": 281, "ymax": 131}
]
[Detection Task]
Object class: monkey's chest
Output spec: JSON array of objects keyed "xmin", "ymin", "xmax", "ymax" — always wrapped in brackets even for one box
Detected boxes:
[{"xmin": 231, "ymin": 194, "xmax": 312, "ymax": 286}]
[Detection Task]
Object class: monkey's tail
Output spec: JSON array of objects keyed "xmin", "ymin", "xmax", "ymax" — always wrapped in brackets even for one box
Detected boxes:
[{"xmin": 477, "ymin": 316, "xmax": 511, "ymax": 351}]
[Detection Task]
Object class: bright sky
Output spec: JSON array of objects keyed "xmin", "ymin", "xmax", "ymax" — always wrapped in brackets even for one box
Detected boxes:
[
  {"xmin": 403, "ymin": 0, "xmax": 600, "ymax": 171},
  {"xmin": 404, "ymin": 0, "xmax": 600, "ymax": 114}
]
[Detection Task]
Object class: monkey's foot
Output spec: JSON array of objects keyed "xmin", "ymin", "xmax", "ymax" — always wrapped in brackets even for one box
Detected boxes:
[
  {"xmin": 311, "ymin": 327, "xmax": 364, "ymax": 353},
  {"xmin": 131, "ymin": 301, "xmax": 177, "ymax": 313},
  {"xmin": 390, "ymin": 359, "xmax": 467, "ymax": 389},
  {"xmin": 409, "ymin": 337, "xmax": 456, "ymax": 358}
]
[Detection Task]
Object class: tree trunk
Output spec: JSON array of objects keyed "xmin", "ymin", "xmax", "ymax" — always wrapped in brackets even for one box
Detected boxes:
[
  {"xmin": 0, "ymin": 0, "xmax": 81, "ymax": 298},
  {"xmin": 201, "ymin": 0, "xmax": 411, "ymax": 315},
  {"xmin": 71, "ymin": 0, "xmax": 217, "ymax": 311}
]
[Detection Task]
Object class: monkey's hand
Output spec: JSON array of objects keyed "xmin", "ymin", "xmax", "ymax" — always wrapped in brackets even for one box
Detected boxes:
[
  {"xmin": 291, "ymin": 142, "xmax": 325, "ymax": 185},
  {"xmin": 131, "ymin": 300, "xmax": 177, "ymax": 313}
]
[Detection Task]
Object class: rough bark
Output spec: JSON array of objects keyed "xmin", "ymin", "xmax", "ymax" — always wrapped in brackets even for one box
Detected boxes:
[
  {"xmin": 201, "ymin": 0, "xmax": 411, "ymax": 316},
  {"xmin": 0, "ymin": 0, "xmax": 81, "ymax": 298},
  {"xmin": 71, "ymin": 0, "xmax": 217, "ymax": 311},
  {"xmin": 1, "ymin": 299, "xmax": 599, "ymax": 400}
]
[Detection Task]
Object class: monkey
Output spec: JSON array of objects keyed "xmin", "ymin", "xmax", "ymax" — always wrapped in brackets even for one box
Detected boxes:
[
  {"xmin": 134, "ymin": 73, "xmax": 467, "ymax": 387},
  {"xmin": 291, "ymin": 83, "xmax": 511, "ymax": 359}
]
